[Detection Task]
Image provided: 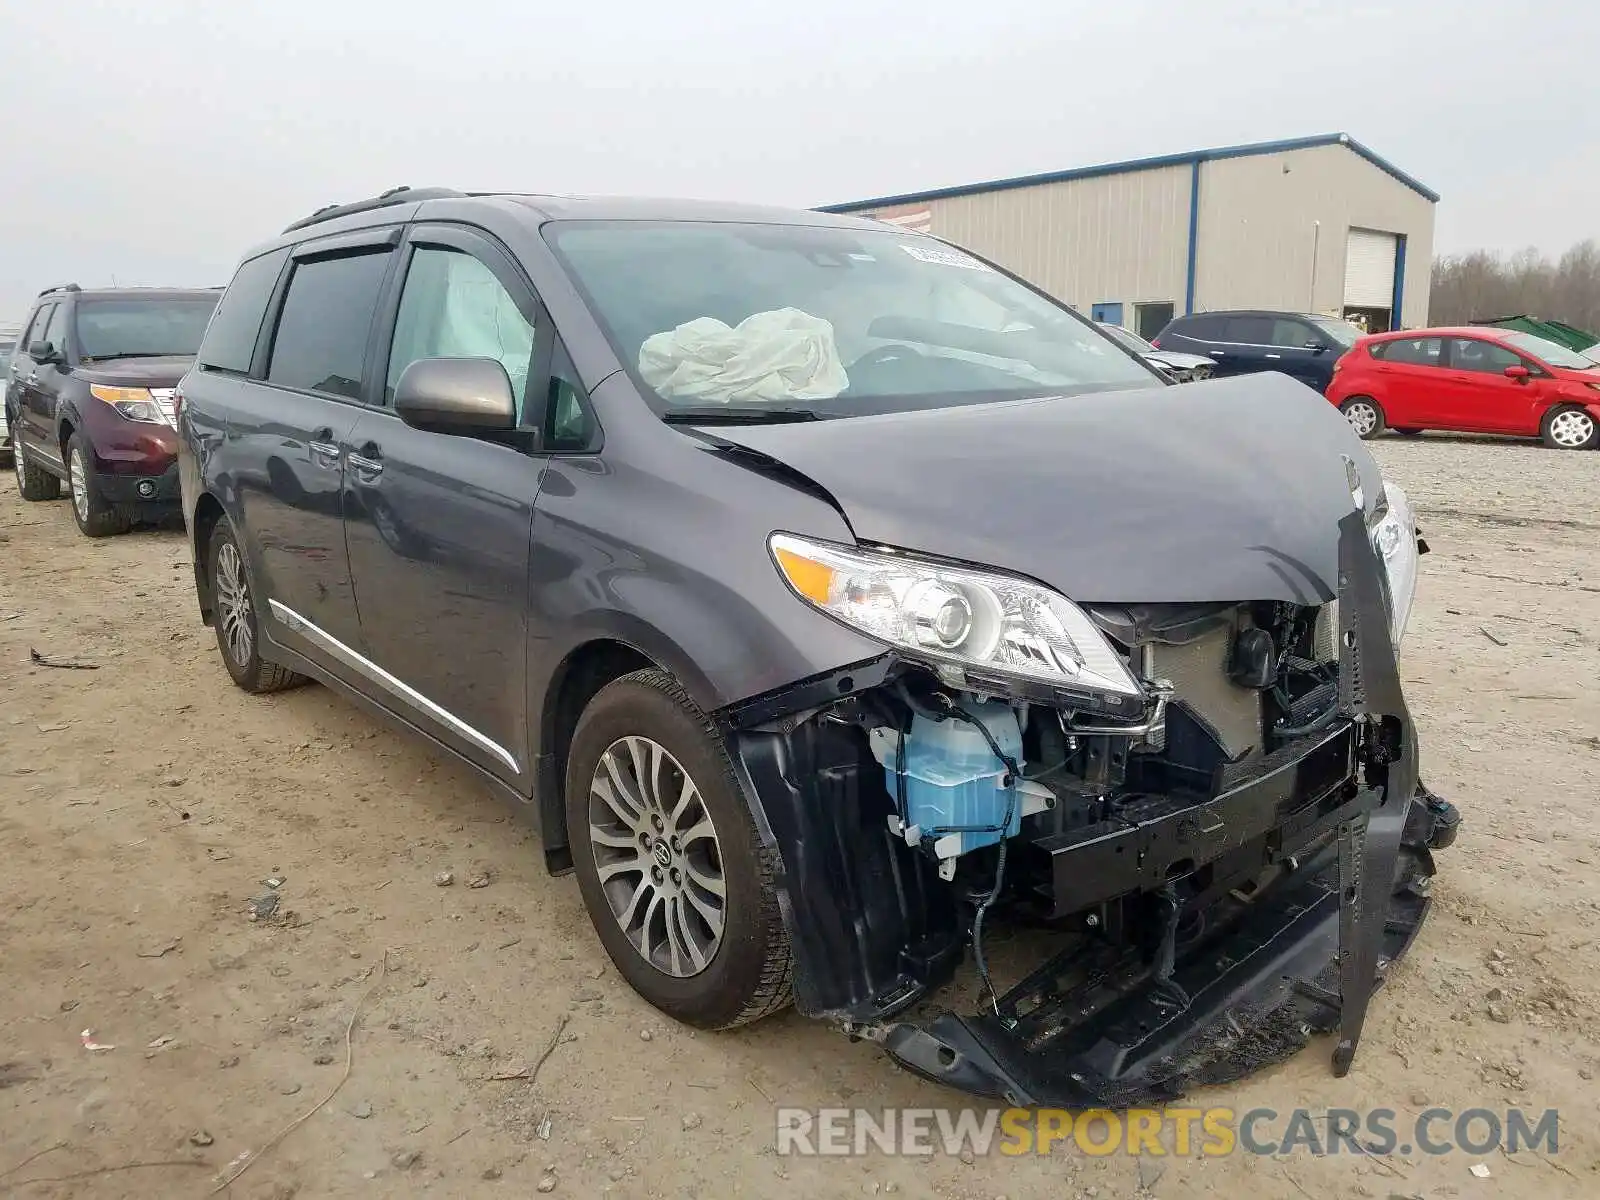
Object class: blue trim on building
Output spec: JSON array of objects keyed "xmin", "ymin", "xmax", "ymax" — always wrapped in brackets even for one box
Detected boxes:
[
  {"xmin": 817, "ymin": 132, "xmax": 1440, "ymax": 213},
  {"xmin": 1185, "ymin": 159, "xmax": 1201, "ymax": 314},
  {"xmin": 1391, "ymin": 233, "xmax": 1408, "ymax": 329}
]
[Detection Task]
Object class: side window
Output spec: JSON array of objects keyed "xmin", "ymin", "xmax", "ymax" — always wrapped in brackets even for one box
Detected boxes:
[
  {"xmin": 1448, "ymin": 338, "xmax": 1521, "ymax": 375},
  {"xmin": 1376, "ymin": 337, "xmax": 1444, "ymax": 367},
  {"xmin": 543, "ymin": 341, "xmax": 599, "ymax": 452},
  {"xmin": 200, "ymin": 249, "xmax": 288, "ymax": 374},
  {"xmin": 41, "ymin": 304, "xmax": 72, "ymax": 358},
  {"xmin": 1173, "ymin": 314, "xmax": 1222, "ymax": 340},
  {"xmin": 1269, "ymin": 318, "xmax": 1315, "ymax": 348},
  {"xmin": 267, "ymin": 250, "xmax": 393, "ymax": 400},
  {"xmin": 385, "ymin": 247, "xmax": 535, "ymax": 414},
  {"xmin": 1225, "ymin": 315, "xmax": 1274, "ymax": 344}
]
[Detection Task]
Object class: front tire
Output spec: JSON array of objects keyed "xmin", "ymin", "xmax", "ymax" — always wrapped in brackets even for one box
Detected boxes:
[
  {"xmin": 1540, "ymin": 405, "xmax": 1598, "ymax": 450},
  {"xmin": 14, "ymin": 443, "xmax": 61, "ymax": 502},
  {"xmin": 207, "ymin": 517, "xmax": 305, "ymax": 693},
  {"xmin": 66, "ymin": 433, "xmax": 130, "ymax": 537},
  {"xmin": 1339, "ymin": 396, "xmax": 1385, "ymax": 439},
  {"xmin": 566, "ymin": 669, "xmax": 792, "ymax": 1029}
]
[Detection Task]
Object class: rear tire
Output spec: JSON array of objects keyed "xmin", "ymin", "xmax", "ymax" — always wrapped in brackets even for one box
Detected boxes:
[
  {"xmin": 14, "ymin": 444, "xmax": 61, "ymax": 501},
  {"xmin": 207, "ymin": 517, "xmax": 305, "ymax": 693},
  {"xmin": 1540, "ymin": 405, "xmax": 1598, "ymax": 450},
  {"xmin": 66, "ymin": 433, "xmax": 130, "ymax": 537},
  {"xmin": 565, "ymin": 669, "xmax": 792, "ymax": 1029},
  {"xmin": 1339, "ymin": 397, "xmax": 1385, "ymax": 439}
]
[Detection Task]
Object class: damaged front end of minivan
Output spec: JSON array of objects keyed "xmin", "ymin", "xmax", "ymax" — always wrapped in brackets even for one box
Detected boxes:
[{"xmin": 716, "ymin": 498, "xmax": 1458, "ymax": 1107}]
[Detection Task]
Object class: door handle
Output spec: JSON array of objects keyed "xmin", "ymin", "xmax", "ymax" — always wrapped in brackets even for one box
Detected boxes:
[
  {"xmin": 308, "ymin": 426, "xmax": 341, "ymax": 468},
  {"xmin": 1264, "ymin": 353, "xmax": 1282, "ymax": 359},
  {"xmin": 1207, "ymin": 350, "xmax": 1225, "ymax": 357},
  {"xmin": 348, "ymin": 446, "xmax": 383, "ymax": 480}
]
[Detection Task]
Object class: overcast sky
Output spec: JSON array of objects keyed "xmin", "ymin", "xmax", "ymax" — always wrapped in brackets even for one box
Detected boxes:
[{"xmin": 2, "ymin": 0, "xmax": 1594, "ymax": 316}]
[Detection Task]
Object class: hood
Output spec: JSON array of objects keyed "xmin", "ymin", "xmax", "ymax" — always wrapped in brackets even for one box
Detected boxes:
[
  {"xmin": 699, "ymin": 373, "xmax": 1382, "ymax": 605},
  {"xmin": 74, "ymin": 355, "xmax": 194, "ymax": 387},
  {"xmin": 1147, "ymin": 349, "xmax": 1213, "ymax": 371}
]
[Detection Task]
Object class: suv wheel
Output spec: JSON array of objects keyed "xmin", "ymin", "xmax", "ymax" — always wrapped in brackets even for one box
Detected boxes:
[
  {"xmin": 14, "ymin": 444, "xmax": 62, "ymax": 502},
  {"xmin": 566, "ymin": 669, "xmax": 792, "ymax": 1029},
  {"xmin": 1541, "ymin": 405, "xmax": 1598, "ymax": 450},
  {"xmin": 207, "ymin": 517, "xmax": 305, "ymax": 693},
  {"xmin": 1339, "ymin": 396, "xmax": 1385, "ymax": 439},
  {"xmin": 66, "ymin": 434, "xmax": 131, "ymax": 537}
]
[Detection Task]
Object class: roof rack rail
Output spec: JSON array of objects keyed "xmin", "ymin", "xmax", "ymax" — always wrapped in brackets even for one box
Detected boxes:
[
  {"xmin": 281, "ymin": 186, "xmax": 466, "ymax": 234},
  {"xmin": 37, "ymin": 282, "xmax": 81, "ymax": 297}
]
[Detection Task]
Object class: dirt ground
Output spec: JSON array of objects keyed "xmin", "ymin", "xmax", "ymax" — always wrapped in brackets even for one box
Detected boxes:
[{"xmin": 2, "ymin": 435, "xmax": 1597, "ymax": 1200}]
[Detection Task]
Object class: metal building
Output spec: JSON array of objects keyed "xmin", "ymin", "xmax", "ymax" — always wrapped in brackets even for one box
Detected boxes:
[{"xmin": 819, "ymin": 133, "xmax": 1437, "ymax": 339}]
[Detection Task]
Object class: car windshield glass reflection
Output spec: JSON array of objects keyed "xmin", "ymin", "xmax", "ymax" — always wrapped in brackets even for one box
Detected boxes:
[
  {"xmin": 76, "ymin": 298, "xmax": 219, "ymax": 360},
  {"xmin": 547, "ymin": 221, "xmax": 1160, "ymax": 418}
]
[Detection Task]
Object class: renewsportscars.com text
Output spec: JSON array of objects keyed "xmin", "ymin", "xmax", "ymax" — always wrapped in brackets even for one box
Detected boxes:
[{"xmin": 775, "ymin": 1106, "xmax": 1560, "ymax": 1158}]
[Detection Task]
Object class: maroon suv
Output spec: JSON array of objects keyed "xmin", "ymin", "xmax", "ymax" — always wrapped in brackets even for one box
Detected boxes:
[{"xmin": 7, "ymin": 284, "xmax": 219, "ymax": 536}]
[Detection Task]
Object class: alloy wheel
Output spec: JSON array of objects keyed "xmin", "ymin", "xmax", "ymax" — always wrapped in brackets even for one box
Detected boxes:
[
  {"xmin": 69, "ymin": 447, "xmax": 90, "ymax": 523},
  {"xmin": 1549, "ymin": 409, "xmax": 1595, "ymax": 448},
  {"xmin": 1343, "ymin": 401, "xmax": 1378, "ymax": 438},
  {"xmin": 587, "ymin": 735, "xmax": 726, "ymax": 977},
  {"xmin": 214, "ymin": 541, "xmax": 254, "ymax": 666}
]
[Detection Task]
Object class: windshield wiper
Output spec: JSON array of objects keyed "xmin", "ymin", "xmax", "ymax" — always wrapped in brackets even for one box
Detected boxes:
[
  {"xmin": 81, "ymin": 351, "xmax": 184, "ymax": 362},
  {"xmin": 662, "ymin": 406, "xmax": 820, "ymax": 425}
]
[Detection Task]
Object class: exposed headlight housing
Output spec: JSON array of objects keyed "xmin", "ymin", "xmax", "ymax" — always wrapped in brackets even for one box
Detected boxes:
[
  {"xmin": 89, "ymin": 384, "xmax": 167, "ymax": 425},
  {"xmin": 769, "ymin": 533, "xmax": 1143, "ymax": 703},
  {"xmin": 1368, "ymin": 480, "xmax": 1419, "ymax": 647}
]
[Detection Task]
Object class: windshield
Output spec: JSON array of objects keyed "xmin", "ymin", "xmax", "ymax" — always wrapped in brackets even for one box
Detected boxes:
[
  {"xmin": 1098, "ymin": 323, "xmax": 1156, "ymax": 354},
  {"xmin": 546, "ymin": 221, "xmax": 1160, "ymax": 417},
  {"xmin": 1500, "ymin": 330, "xmax": 1598, "ymax": 370},
  {"xmin": 1309, "ymin": 317, "xmax": 1360, "ymax": 349},
  {"xmin": 74, "ymin": 296, "xmax": 219, "ymax": 360}
]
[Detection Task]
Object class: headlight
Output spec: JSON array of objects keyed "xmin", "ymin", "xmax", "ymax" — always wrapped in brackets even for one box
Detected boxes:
[
  {"xmin": 1369, "ymin": 480, "xmax": 1418, "ymax": 647},
  {"xmin": 769, "ymin": 532, "xmax": 1142, "ymax": 698},
  {"xmin": 89, "ymin": 384, "xmax": 166, "ymax": 425}
]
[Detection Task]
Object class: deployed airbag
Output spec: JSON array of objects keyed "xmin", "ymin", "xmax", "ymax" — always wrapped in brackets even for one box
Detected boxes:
[{"xmin": 639, "ymin": 308, "xmax": 848, "ymax": 403}]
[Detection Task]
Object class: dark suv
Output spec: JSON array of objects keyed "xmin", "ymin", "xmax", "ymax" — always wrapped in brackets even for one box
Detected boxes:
[
  {"xmin": 179, "ymin": 187, "xmax": 1454, "ymax": 1106},
  {"xmin": 7, "ymin": 284, "xmax": 219, "ymax": 535},
  {"xmin": 1153, "ymin": 309, "xmax": 1360, "ymax": 393}
]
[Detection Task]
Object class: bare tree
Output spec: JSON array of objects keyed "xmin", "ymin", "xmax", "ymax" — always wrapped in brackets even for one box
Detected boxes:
[{"xmin": 1430, "ymin": 239, "xmax": 1600, "ymax": 333}]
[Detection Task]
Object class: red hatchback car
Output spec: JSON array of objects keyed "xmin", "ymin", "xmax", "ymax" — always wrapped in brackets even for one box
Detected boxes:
[{"xmin": 1327, "ymin": 326, "xmax": 1600, "ymax": 450}]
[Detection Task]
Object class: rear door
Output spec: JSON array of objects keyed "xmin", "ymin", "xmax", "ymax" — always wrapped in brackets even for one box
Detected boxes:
[
  {"xmin": 1441, "ymin": 337, "xmax": 1534, "ymax": 433},
  {"xmin": 22, "ymin": 303, "xmax": 74, "ymax": 463},
  {"xmin": 341, "ymin": 223, "xmax": 548, "ymax": 784},
  {"xmin": 1367, "ymin": 335, "xmax": 1446, "ymax": 425},
  {"xmin": 1164, "ymin": 314, "xmax": 1232, "ymax": 372},
  {"xmin": 232, "ymin": 230, "xmax": 399, "ymax": 676},
  {"xmin": 1217, "ymin": 314, "xmax": 1275, "ymax": 377}
]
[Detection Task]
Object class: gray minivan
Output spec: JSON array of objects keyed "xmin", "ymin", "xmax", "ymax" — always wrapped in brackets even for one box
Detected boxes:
[{"xmin": 177, "ymin": 188, "xmax": 1455, "ymax": 1106}]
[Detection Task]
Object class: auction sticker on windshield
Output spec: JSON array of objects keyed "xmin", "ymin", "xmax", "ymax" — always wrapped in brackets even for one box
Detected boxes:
[{"xmin": 898, "ymin": 243, "xmax": 991, "ymax": 271}]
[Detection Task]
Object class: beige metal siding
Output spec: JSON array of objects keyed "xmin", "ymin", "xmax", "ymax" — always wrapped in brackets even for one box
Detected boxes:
[
  {"xmin": 857, "ymin": 166, "xmax": 1193, "ymax": 314},
  {"xmin": 1194, "ymin": 143, "xmax": 1434, "ymax": 326}
]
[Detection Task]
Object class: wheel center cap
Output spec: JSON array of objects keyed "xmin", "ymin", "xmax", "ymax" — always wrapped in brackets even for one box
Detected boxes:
[{"xmin": 652, "ymin": 841, "xmax": 673, "ymax": 868}]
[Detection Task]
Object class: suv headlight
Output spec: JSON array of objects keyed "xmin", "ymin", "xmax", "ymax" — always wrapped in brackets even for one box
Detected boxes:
[
  {"xmin": 89, "ymin": 384, "xmax": 166, "ymax": 425},
  {"xmin": 769, "ymin": 532, "xmax": 1142, "ymax": 698},
  {"xmin": 1369, "ymin": 480, "xmax": 1419, "ymax": 647}
]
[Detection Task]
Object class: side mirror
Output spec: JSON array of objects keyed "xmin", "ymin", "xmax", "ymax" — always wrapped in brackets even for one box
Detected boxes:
[
  {"xmin": 1503, "ymin": 365, "xmax": 1530, "ymax": 382},
  {"xmin": 394, "ymin": 357, "xmax": 517, "ymax": 434},
  {"xmin": 28, "ymin": 340, "xmax": 58, "ymax": 364}
]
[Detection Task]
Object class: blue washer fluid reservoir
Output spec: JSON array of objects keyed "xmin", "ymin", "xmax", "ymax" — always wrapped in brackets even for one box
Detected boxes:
[{"xmin": 869, "ymin": 699, "xmax": 1025, "ymax": 863}]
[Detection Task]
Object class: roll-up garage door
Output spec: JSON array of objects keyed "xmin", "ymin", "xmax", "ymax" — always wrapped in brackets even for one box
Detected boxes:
[{"xmin": 1343, "ymin": 229, "xmax": 1397, "ymax": 308}]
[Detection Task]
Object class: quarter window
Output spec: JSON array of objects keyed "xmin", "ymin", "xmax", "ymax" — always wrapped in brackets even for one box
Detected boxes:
[
  {"xmin": 386, "ymin": 247, "xmax": 535, "ymax": 415},
  {"xmin": 267, "ymin": 250, "xmax": 393, "ymax": 400},
  {"xmin": 1448, "ymin": 338, "xmax": 1522, "ymax": 375}
]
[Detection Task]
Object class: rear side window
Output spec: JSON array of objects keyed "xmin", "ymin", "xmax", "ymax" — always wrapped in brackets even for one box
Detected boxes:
[
  {"xmin": 1225, "ymin": 315, "xmax": 1274, "ymax": 344},
  {"xmin": 267, "ymin": 250, "xmax": 392, "ymax": 399},
  {"xmin": 1169, "ymin": 314, "xmax": 1223, "ymax": 340},
  {"xmin": 1371, "ymin": 337, "xmax": 1443, "ymax": 366},
  {"xmin": 199, "ymin": 250, "xmax": 287, "ymax": 373}
]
